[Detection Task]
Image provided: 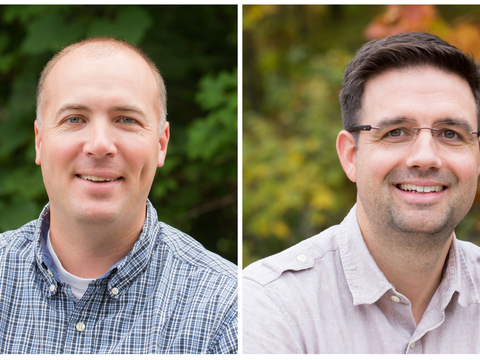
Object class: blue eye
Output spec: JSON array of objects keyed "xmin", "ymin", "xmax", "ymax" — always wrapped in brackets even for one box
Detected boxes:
[
  {"xmin": 68, "ymin": 117, "xmax": 81, "ymax": 124},
  {"xmin": 121, "ymin": 117, "xmax": 134, "ymax": 124}
]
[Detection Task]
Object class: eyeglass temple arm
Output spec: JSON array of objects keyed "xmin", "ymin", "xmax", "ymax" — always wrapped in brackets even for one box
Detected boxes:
[{"xmin": 348, "ymin": 125, "xmax": 380, "ymax": 132}]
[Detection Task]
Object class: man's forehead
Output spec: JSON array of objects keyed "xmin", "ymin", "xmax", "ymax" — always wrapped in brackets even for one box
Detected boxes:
[
  {"xmin": 44, "ymin": 45, "xmax": 157, "ymax": 94},
  {"xmin": 41, "ymin": 44, "xmax": 160, "ymax": 117},
  {"xmin": 365, "ymin": 65, "xmax": 472, "ymax": 91},
  {"xmin": 364, "ymin": 67, "xmax": 475, "ymax": 104},
  {"xmin": 360, "ymin": 66, "xmax": 478, "ymax": 127}
]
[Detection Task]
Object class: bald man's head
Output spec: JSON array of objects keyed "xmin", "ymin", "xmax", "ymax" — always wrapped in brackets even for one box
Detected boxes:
[{"xmin": 36, "ymin": 37, "xmax": 167, "ymax": 132}]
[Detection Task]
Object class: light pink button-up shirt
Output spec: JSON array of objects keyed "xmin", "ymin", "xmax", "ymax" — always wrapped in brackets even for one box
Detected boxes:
[{"xmin": 243, "ymin": 205, "xmax": 480, "ymax": 353}]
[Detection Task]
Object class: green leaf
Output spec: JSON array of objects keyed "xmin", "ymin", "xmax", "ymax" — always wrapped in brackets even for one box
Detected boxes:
[
  {"xmin": 3, "ymin": 5, "xmax": 61, "ymax": 24},
  {"xmin": 88, "ymin": 6, "xmax": 152, "ymax": 44},
  {"xmin": 4, "ymin": 167, "xmax": 45, "ymax": 199},
  {"xmin": 0, "ymin": 198, "xmax": 41, "ymax": 232},
  {"xmin": 187, "ymin": 69, "xmax": 237, "ymax": 161},
  {"xmin": 21, "ymin": 13, "xmax": 85, "ymax": 54}
]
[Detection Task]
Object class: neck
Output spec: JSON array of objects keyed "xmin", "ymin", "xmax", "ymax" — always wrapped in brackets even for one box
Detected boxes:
[
  {"xmin": 48, "ymin": 209, "xmax": 145, "ymax": 278},
  {"xmin": 357, "ymin": 205, "xmax": 452, "ymax": 325}
]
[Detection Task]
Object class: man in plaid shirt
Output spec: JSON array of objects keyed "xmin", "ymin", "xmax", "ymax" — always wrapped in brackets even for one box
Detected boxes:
[{"xmin": 0, "ymin": 37, "xmax": 237, "ymax": 354}]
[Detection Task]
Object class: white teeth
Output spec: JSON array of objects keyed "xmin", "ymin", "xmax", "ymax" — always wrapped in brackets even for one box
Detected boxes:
[
  {"xmin": 398, "ymin": 184, "xmax": 443, "ymax": 193},
  {"xmin": 79, "ymin": 175, "xmax": 117, "ymax": 182}
]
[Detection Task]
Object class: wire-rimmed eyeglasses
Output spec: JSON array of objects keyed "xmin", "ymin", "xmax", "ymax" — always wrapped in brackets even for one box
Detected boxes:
[{"xmin": 348, "ymin": 122, "xmax": 480, "ymax": 148}]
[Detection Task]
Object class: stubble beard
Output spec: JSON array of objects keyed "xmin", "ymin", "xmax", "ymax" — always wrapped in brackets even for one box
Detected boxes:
[
  {"xmin": 383, "ymin": 205, "xmax": 457, "ymax": 253},
  {"xmin": 360, "ymin": 169, "xmax": 475, "ymax": 254}
]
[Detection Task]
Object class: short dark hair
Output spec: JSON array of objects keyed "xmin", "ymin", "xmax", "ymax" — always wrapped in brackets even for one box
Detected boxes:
[{"xmin": 340, "ymin": 32, "xmax": 480, "ymax": 134}]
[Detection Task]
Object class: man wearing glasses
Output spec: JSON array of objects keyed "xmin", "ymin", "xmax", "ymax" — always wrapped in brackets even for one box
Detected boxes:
[{"xmin": 243, "ymin": 32, "xmax": 480, "ymax": 353}]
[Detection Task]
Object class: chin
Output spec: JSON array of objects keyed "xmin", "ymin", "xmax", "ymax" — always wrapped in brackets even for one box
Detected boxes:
[
  {"xmin": 72, "ymin": 205, "xmax": 122, "ymax": 225},
  {"xmin": 389, "ymin": 210, "xmax": 457, "ymax": 236},
  {"xmin": 78, "ymin": 213, "xmax": 120, "ymax": 225}
]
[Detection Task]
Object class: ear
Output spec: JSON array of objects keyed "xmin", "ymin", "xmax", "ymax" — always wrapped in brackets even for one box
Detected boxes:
[
  {"xmin": 336, "ymin": 130, "xmax": 357, "ymax": 182},
  {"xmin": 157, "ymin": 121, "xmax": 170, "ymax": 167},
  {"xmin": 34, "ymin": 120, "xmax": 42, "ymax": 165}
]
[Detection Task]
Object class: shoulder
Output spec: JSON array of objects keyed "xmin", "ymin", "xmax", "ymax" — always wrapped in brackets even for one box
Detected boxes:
[
  {"xmin": 155, "ymin": 221, "xmax": 237, "ymax": 282},
  {"xmin": 144, "ymin": 200, "xmax": 236, "ymax": 283},
  {"xmin": 242, "ymin": 223, "xmax": 345, "ymax": 354},
  {"xmin": 0, "ymin": 219, "xmax": 39, "ymax": 256},
  {"xmin": 151, "ymin": 222, "xmax": 238, "ymax": 353},
  {"xmin": 243, "ymin": 223, "xmax": 342, "ymax": 287}
]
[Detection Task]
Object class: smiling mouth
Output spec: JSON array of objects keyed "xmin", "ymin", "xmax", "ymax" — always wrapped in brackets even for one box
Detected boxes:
[
  {"xmin": 77, "ymin": 174, "xmax": 121, "ymax": 183},
  {"xmin": 396, "ymin": 184, "xmax": 445, "ymax": 193}
]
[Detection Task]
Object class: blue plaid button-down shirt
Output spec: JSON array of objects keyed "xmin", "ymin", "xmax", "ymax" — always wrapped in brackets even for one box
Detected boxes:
[{"xmin": 0, "ymin": 200, "xmax": 237, "ymax": 354}]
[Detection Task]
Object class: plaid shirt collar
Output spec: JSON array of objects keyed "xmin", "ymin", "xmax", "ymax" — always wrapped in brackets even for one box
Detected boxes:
[{"xmin": 32, "ymin": 200, "xmax": 158, "ymax": 299}]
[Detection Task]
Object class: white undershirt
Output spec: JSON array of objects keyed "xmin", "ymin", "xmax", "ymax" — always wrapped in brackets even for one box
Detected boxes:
[{"xmin": 47, "ymin": 231, "xmax": 96, "ymax": 300}]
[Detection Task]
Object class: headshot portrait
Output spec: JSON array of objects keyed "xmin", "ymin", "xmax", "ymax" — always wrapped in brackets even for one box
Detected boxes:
[
  {"xmin": 243, "ymin": 5, "xmax": 480, "ymax": 354},
  {"xmin": 0, "ymin": 5, "xmax": 237, "ymax": 354}
]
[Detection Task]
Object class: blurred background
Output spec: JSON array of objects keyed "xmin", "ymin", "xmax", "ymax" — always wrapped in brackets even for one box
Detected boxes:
[
  {"xmin": 0, "ymin": 5, "xmax": 237, "ymax": 264},
  {"xmin": 243, "ymin": 4, "xmax": 480, "ymax": 267}
]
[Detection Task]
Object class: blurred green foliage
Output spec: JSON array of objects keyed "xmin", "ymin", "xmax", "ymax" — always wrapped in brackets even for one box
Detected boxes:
[
  {"xmin": 0, "ymin": 5, "xmax": 237, "ymax": 263},
  {"xmin": 243, "ymin": 5, "xmax": 480, "ymax": 267}
]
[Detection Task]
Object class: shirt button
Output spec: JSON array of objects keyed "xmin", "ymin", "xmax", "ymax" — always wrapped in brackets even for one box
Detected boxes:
[
  {"xmin": 49, "ymin": 284, "xmax": 56, "ymax": 292},
  {"xmin": 410, "ymin": 342, "xmax": 416, "ymax": 349},
  {"xmin": 296, "ymin": 254, "xmax": 307, "ymax": 262},
  {"xmin": 391, "ymin": 295, "xmax": 401, "ymax": 303},
  {"xmin": 47, "ymin": 269, "xmax": 54, "ymax": 277},
  {"xmin": 111, "ymin": 287, "xmax": 119, "ymax": 295},
  {"xmin": 76, "ymin": 322, "xmax": 86, "ymax": 332}
]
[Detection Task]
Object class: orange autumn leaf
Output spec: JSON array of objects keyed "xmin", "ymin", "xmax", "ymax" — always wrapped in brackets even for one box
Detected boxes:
[
  {"xmin": 445, "ymin": 22, "xmax": 480, "ymax": 58},
  {"xmin": 365, "ymin": 5, "xmax": 438, "ymax": 40}
]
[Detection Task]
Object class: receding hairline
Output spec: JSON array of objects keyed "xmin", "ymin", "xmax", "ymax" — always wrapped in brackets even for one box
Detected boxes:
[{"xmin": 36, "ymin": 37, "xmax": 167, "ymax": 130}]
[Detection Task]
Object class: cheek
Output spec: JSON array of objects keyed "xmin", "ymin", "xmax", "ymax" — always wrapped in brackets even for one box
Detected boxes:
[
  {"xmin": 357, "ymin": 149, "xmax": 400, "ymax": 185},
  {"xmin": 41, "ymin": 137, "xmax": 79, "ymax": 171},
  {"xmin": 121, "ymin": 140, "xmax": 160, "ymax": 176},
  {"xmin": 445, "ymin": 146, "xmax": 479, "ymax": 177},
  {"xmin": 451, "ymin": 158, "xmax": 480, "ymax": 185}
]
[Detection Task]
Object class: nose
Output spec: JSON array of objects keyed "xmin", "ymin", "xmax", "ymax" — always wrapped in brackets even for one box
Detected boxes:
[
  {"xmin": 405, "ymin": 128, "xmax": 443, "ymax": 170},
  {"xmin": 83, "ymin": 120, "xmax": 117, "ymax": 159}
]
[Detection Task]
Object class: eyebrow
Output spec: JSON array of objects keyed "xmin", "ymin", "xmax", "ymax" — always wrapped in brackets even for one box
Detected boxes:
[
  {"xmin": 55, "ymin": 104, "xmax": 90, "ymax": 118},
  {"xmin": 55, "ymin": 104, "xmax": 147, "ymax": 119},
  {"xmin": 433, "ymin": 118, "xmax": 476, "ymax": 132},
  {"xmin": 375, "ymin": 117, "xmax": 415, "ymax": 128},
  {"xmin": 110, "ymin": 105, "xmax": 147, "ymax": 119}
]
